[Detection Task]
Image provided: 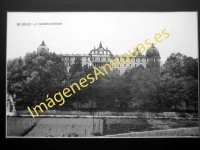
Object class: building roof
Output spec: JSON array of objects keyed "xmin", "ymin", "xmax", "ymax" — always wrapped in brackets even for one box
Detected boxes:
[
  {"xmin": 89, "ymin": 41, "xmax": 113, "ymax": 56},
  {"xmin": 40, "ymin": 41, "xmax": 46, "ymax": 46},
  {"xmin": 7, "ymin": 93, "xmax": 14, "ymax": 102},
  {"xmin": 37, "ymin": 40, "xmax": 49, "ymax": 53},
  {"xmin": 146, "ymin": 43, "xmax": 160, "ymax": 57}
]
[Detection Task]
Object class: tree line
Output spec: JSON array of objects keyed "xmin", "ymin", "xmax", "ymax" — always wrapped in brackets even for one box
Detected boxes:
[{"xmin": 7, "ymin": 51, "xmax": 198, "ymax": 111}]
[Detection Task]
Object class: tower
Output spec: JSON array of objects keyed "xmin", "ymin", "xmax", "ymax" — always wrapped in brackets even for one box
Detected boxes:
[{"xmin": 37, "ymin": 41, "xmax": 49, "ymax": 53}]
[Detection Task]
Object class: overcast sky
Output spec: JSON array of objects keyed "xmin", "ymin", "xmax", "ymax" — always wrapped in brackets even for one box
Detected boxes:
[{"xmin": 7, "ymin": 12, "xmax": 198, "ymax": 63}]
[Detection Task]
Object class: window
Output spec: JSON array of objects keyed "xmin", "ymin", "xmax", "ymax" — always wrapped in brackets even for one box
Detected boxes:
[
  {"xmin": 118, "ymin": 70, "xmax": 121, "ymax": 74},
  {"xmin": 106, "ymin": 57, "xmax": 108, "ymax": 61},
  {"xmin": 10, "ymin": 104, "xmax": 13, "ymax": 112},
  {"xmin": 124, "ymin": 64, "xmax": 126, "ymax": 67},
  {"xmin": 100, "ymin": 57, "xmax": 102, "ymax": 61},
  {"xmin": 94, "ymin": 57, "xmax": 95, "ymax": 61},
  {"xmin": 130, "ymin": 64, "xmax": 132, "ymax": 68},
  {"xmin": 135, "ymin": 58, "xmax": 136, "ymax": 62},
  {"xmin": 135, "ymin": 64, "xmax": 137, "ymax": 68},
  {"xmin": 146, "ymin": 58, "xmax": 148, "ymax": 62},
  {"xmin": 140, "ymin": 58, "xmax": 142, "ymax": 63}
]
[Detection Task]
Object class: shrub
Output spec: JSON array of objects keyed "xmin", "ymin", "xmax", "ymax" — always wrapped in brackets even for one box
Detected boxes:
[
  {"xmin": 178, "ymin": 113, "xmax": 186, "ymax": 117},
  {"xmin": 68, "ymin": 133, "xmax": 78, "ymax": 137},
  {"xmin": 91, "ymin": 132, "xmax": 102, "ymax": 136}
]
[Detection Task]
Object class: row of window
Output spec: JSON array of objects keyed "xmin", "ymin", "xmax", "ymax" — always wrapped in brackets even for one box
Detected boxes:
[
  {"xmin": 93, "ymin": 57, "xmax": 109, "ymax": 61},
  {"xmin": 116, "ymin": 58, "xmax": 158, "ymax": 63},
  {"xmin": 67, "ymin": 62, "xmax": 147, "ymax": 68},
  {"xmin": 116, "ymin": 58, "xmax": 148, "ymax": 63},
  {"xmin": 64, "ymin": 57, "xmax": 90, "ymax": 61},
  {"xmin": 118, "ymin": 64, "xmax": 146, "ymax": 68},
  {"xmin": 93, "ymin": 58, "xmax": 157, "ymax": 63},
  {"xmin": 93, "ymin": 58, "xmax": 157, "ymax": 62},
  {"xmin": 93, "ymin": 63, "xmax": 105, "ymax": 67},
  {"xmin": 118, "ymin": 64, "xmax": 146, "ymax": 74},
  {"xmin": 64, "ymin": 57, "xmax": 157, "ymax": 63},
  {"xmin": 92, "ymin": 51, "xmax": 110, "ymax": 55}
]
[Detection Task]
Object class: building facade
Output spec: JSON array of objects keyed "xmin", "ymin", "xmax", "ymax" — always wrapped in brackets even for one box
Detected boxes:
[
  {"xmin": 6, "ymin": 93, "xmax": 16, "ymax": 116},
  {"xmin": 37, "ymin": 41, "xmax": 160, "ymax": 75}
]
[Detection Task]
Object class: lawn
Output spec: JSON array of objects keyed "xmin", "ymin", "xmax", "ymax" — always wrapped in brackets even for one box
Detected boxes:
[
  {"xmin": 104, "ymin": 118, "xmax": 199, "ymax": 135},
  {"xmin": 7, "ymin": 117, "xmax": 41, "ymax": 136},
  {"xmin": 7, "ymin": 117, "xmax": 199, "ymax": 137},
  {"xmin": 105, "ymin": 119, "xmax": 152, "ymax": 135},
  {"xmin": 25, "ymin": 118, "xmax": 103, "ymax": 137}
]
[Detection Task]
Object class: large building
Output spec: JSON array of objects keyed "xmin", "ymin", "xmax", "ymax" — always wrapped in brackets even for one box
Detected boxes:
[{"xmin": 37, "ymin": 41, "xmax": 161, "ymax": 75}]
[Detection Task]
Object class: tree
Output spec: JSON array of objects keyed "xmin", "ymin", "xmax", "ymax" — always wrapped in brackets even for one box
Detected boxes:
[
  {"xmin": 7, "ymin": 51, "xmax": 64, "ymax": 107},
  {"xmin": 163, "ymin": 53, "xmax": 186, "ymax": 78},
  {"xmin": 182, "ymin": 57, "xmax": 198, "ymax": 79},
  {"xmin": 160, "ymin": 53, "xmax": 198, "ymax": 110},
  {"xmin": 7, "ymin": 57, "xmax": 26, "ymax": 100},
  {"xmin": 179, "ymin": 76, "xmax": 198, "ymax": 110},
  {"xmin": 121, "ymin": 63, "xmax": 161, "ymax": 110},
  {"xmin": 69, "ymin": 56, "xmax": 82, "ymax": 79}
]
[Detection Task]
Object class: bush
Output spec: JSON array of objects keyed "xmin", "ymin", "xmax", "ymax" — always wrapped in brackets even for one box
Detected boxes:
[
  {"xmin": 68, "ymin": 133, "xmax": 78, "ymax": 137},
  {"xmin": 178, "ymin": 113, "xmax": 186, "ymax": 117},
  {"xmin": 91, "ymin": 132, "xmax": 102, "ymax": 136}
]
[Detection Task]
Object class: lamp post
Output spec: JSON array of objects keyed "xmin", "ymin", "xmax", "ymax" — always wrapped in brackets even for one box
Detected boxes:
[
  {"xmin": 92, "ymin": 99, "xmax": 94, "ymax": 133},
  {"xmin": 97, "ymin": 98, "xmax": 100, "ymax": 132},
  {"xmin": 115, "ymin": 99, "xmax": 119, "ymax": 118},
  {"xmin": 13, "ymin": 93, "xmax": 16, "ymax": 114}
]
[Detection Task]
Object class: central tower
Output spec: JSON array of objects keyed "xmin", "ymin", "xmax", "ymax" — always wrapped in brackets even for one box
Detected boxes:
[
  {"xmin": 88, "ymin": 41, "xmax": 113, "ymax": 67},
  {"xmin": 37, "ymin": 41, "xmax": 49, "ymax": 53}
]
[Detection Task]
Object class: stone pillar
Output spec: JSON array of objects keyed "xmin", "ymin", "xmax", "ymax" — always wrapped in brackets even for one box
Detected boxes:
[
  {"xmin": 103, "ymin": 118, "xmax": 107, "ymax": 135},
  {"xmin": 13, "ymin": 102, "xmax": 16, "ymax": 113}
]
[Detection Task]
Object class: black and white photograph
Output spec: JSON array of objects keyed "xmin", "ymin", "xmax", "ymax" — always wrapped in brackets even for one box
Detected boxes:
[{"xmin": 6, "ymin": 12, "xmax": 199, "ymax": 138}]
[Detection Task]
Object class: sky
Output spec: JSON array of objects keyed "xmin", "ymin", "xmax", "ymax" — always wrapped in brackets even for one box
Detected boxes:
[{"xmin": 7, "ymin": 12, "xmax": 198, "ymax": 63}]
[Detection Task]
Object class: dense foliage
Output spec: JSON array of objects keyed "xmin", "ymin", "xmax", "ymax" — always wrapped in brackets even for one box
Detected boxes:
[{"xmin": 7, "ymin": 51, "xmax": 198, "ymax": 111}]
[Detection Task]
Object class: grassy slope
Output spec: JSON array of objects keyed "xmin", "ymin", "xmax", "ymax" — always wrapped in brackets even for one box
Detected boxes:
[{"xmin": 7, "ymin": 117, "xmax": 40, "ymax": 136}]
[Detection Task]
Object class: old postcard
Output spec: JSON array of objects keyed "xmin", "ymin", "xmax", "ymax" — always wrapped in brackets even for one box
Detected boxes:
[{"xmin": 6, "ymin": 12, "xmax": 198, "ymax": 138}]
